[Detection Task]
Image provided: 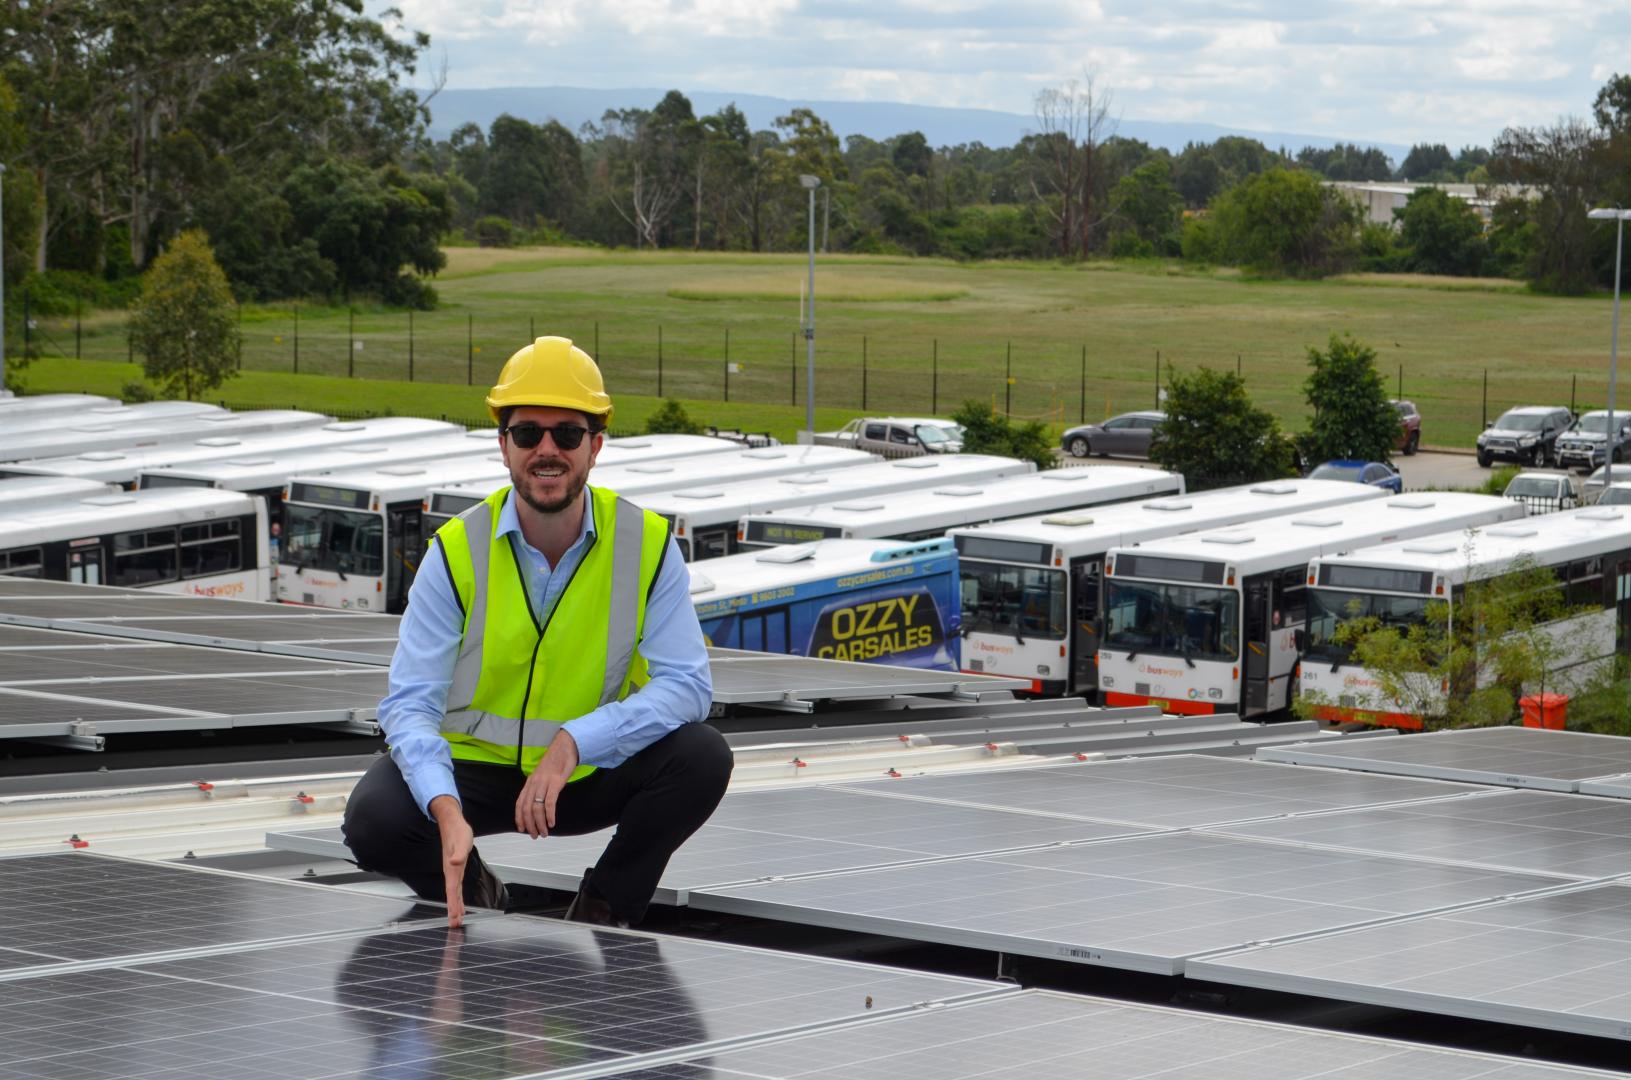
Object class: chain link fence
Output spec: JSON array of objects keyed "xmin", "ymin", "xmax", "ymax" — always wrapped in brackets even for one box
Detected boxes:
[{"xmin": 17, "ymin": 300, "xmax": 1621, "ymax": 447}]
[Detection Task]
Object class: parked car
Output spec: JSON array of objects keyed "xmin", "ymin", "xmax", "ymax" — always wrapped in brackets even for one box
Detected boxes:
[
  {"xmin": 1392, "ymin": 399, "xmax": 1421, "ymax": 455},
  {"xmin": 1502, "ymin": 471, "xmax": 1580, "ymax": 515},
  {"xmin": 816, "ymin": 417, "xmax": 963, "ymax": 456},
  {"xmin": 1476, "ymin": 405, "xmax": 1573, "ymax": 467},
  {"xmin": 1061, "ymin": 410, "xmax": 1164, "ymax": 459},
  {"xmin": 1308, "ymin": 458, "xmax": 1403, "ymax": 494},
  {"xmin": 1584, "ymin": 463, "xmax": 1631, "ymax": 501},
  {"xmin": 1553, "ymin": 410, "xmax": 1631, "ymax": 473},
  {"xmin": 1597, "ymin": 482, "xmax": 1631, "ymax": 506}
]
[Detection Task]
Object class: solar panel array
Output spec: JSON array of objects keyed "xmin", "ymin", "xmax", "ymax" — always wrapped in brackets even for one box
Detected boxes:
[
  {"xmin": 270, "ymin": 747, "xmax": 1631, "ymax": 1042},
  {"xmin": 1258, "ymin": 726, "xmax": 1631, "ymax": 791},
  {"xmin": 5, "ymin": 853, "xmax": 1621, "ymax": 1080},
  {"xmin": 0, "ymin": 621, "xmax": 387, "ymax": 746}
]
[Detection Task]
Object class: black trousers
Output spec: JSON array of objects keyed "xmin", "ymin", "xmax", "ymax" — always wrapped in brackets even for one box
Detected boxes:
[{"xmin": 342, "ymin": 722, "xmax": 733, "ymax": 925}]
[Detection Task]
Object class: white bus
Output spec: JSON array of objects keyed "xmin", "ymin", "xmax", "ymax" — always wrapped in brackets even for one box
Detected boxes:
[
  {"xmin": 738, "ymin": 466, "xmax": 1185, "ymax": 549},
  {"xmin": 139, "ymin": 428, "xmax": 500, "ymax": 509},
  {"xmin": 0, "ymin": 476, "xmax": 118, "ymax": 514},
  {"xmin": 689, "ymin": 538, "xmax": 963, "ymax": 669},
  {"xmin": 1300, "ymin": 506, "xmax": 1631, "ymax": 728},
  {"xmin": 643, "ymin": 454, "xmax": 1035, "ymax": 562},
  {"xmin": 951, "ymin": 480, "xmax": 1392, "ymax": 697},
  {"xmin": 0, "ymin": 409, "xmax": 331, "ymax": 464},
  {"xmin": 0, "ymin": 399, "xmax": 227, "ymax": 438},
  {"xmin": 0, "ymin": 393, "xmax": 117, "ymax": 422},
  {"xmin": 0, "ymin": 417, "xmax": 463, "ymax": 489},
  {"xmin": 0, "ymin": 487, "xmax": 270, "ymax": 600},
  {"xmin": 277, "ymin": 455, "xmax": 522, "ymax": 613},
  {"xmin": 421, "ymin": 444, "xmax": 877, "ymax": 535},
  {"xmin": 1098, "ymin": 493, "xmax": 1526, "ymax": 718}
]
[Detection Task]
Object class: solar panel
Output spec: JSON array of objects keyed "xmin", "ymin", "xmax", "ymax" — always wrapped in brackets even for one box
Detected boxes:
[
  {"xmin": 693, "ymin": 832, "xmax": 1573, "ymax": 975},
  {"xmin": 0, "ymin": 853, "xmax": 440, "ymax": 970},
  {"xmin": 1205, "ymin": 789, "xmax": 1631, "ymax": 880},
  {"xmin": 1189, "ymin": 883, "xmax": 1631, "ymax": 1042},
  {"xmin": 270, "ymin": 786, "xmax": 1156, "ymax": 903},
  {"xmin": 1257, "ymin": 727, "xmax": 1631, "ymax": 791},
  {"xmin": 833, "ymin": 754, "xmax": 1482, "ymax": 829},
  {"xmin": 0, "ymin": 641, "xmax": 368, "ymax": 683},
  {"xmin": 0, "ymin": 914, "xmax": 1008, "ymax": 1079},
  {"xmin": 591, "ymin": 989, "xmax": 1627, "ymax": 1080}
]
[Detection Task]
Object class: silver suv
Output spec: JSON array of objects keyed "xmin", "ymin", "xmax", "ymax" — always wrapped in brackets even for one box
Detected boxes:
[
  {"xmin": 1554, "ymin": 410, "xmax": 1631, "ymax": 473},
  {"xmin": 1476, "ymin": 406, "xmax": 1572, "ymax": 468}
]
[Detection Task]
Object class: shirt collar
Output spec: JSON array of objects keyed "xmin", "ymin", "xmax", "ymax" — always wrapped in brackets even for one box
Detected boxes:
[{"xmin": 495, "ymin": 486, "xmax": 598, "ymax": 545}]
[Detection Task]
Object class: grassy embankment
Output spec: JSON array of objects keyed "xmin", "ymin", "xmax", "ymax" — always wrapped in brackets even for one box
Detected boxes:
[{"xmin": 18, "ymin": 247, "xmax": 1612, "ymax": 447}]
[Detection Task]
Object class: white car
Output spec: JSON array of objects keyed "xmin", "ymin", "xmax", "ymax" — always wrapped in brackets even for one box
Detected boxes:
[
  {"xmin": 1502, "ymin": 471, "xmax": 1580, "ymax": 516},
  {"xmin": 816, "ymin": 417, "xmax": 964, "ymax": 456}
]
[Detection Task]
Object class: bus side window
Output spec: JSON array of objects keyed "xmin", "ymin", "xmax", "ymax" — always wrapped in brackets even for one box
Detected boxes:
[
  {"xmin": 0, "ymin": 547, "xmax": 44, "ymax": 579},
  {"xmin": 741, "ymin": 613, "xmax": 766, "ymax": 651},
  {"xmin": 1275, "ymin": 567, "xmax": 1307, "ymax": 629},
  {"xmin": 766, "ymin": 608, "xmax": 789, "ymax": 653},
  {"xmin": 113, "ymin": 528, "xmax": 178, "ymax": 586},
  {"xmin": 181, "ymin": 519, "xmax": 242, "ymax": 578}
]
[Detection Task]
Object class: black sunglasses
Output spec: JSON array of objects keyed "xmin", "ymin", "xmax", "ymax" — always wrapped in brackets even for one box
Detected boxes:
[{"xmin": 502, "ymin": 422, "xmax": 599, "ymax": 451}]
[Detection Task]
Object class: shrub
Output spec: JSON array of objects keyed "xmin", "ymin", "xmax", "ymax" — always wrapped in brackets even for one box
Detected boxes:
[{"xmin": 645, "ymin": 399, "xmax": 705, "ymax": 435}]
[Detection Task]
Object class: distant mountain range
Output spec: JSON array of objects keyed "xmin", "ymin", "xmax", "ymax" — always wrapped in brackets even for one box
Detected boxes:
[{"xmin": 422, "ymin": 86, "xmax": 1410, "ymax": 163}]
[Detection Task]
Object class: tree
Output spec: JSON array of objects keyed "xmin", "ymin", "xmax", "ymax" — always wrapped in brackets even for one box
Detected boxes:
[
  {"xmin": 1395, "ymin": 187, "xmax": 1487, "ymax": 276},
  {"xmin": 1029, "ymin": 74, "xmax": 1117, "ymax": 257},
  {"xmin": 128, "ymin": 230, "xmax": 240, "ymax": 401},
  {"xmin": 949, "ymin": 401, "xmax": 1054, "ymax": 470},
  {"xmin": 1149, "ymin": 367, "xmax": 1297, "ymax": 489},
  {"xmin": 1300, "ymin": 334, "xmax": 1401, "ymax": 464},
  {"xmin": 1207, "ymin": 168, "xmax": 1360, "ymax": 277},
  {"xmin": 1491, "ymin": 119, "xmax": 1609, "ymax": 294},
  {"xmin": 1295, "ymin": 550, "xmax": 1594, "ymax": 730},
  {"xmin": 1397, "ymin": 143, "xmax": 1455, "ymax": 180},
  {"xmin": 645, "ymin": 399, "xmax": 705, "ymax": 435},
  {"xmin": 1107, "ymin": 160, "xmax": 1182, "ymax": 255}
]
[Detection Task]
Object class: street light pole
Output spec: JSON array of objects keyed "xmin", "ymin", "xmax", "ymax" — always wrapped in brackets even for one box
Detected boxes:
[
  {"xmin": 0, "ymin": 164, "xmax": 7, "ymax": 396},
  {"xmin": 1589, "ymin": 207, "xmax": 1630, "ymax": 488},
  {"xmin": 800, "ymin": 174, "xmax": 820, "ymax": 435}
]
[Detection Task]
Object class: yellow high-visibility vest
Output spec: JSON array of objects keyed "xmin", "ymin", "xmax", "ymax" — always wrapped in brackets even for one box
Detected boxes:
[{"xmin": 433, "ymin": 485, "xmax": 670, "ymax": 776}]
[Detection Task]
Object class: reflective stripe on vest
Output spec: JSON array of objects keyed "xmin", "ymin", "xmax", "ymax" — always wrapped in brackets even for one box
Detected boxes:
[{"xmin": 435, "ymin": 485, "xmax": 665, "ymax": 773}]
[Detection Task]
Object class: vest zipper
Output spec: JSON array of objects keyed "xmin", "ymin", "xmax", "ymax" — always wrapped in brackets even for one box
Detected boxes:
[{"xmin": 512, "ymin": 502, "xmax": 599, "ymax": 771}]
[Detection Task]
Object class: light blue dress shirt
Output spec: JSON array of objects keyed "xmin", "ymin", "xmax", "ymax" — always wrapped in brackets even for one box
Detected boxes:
[{"xmin": 378, "ymin": 486, "xmax": 713, "ymax": 817}]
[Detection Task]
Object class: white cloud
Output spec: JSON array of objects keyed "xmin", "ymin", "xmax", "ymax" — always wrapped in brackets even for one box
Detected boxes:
[{"xmin": 391, "ymin": 0, "xmax": 1631, "ymax": 147}]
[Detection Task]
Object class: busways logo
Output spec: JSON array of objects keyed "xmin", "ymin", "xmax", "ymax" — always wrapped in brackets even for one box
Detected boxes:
[
  {"xmin": 973, "ymin": 640, "xmax": 1015, "ymax": 655},
  {"xmin": 1139, "ymin": 663, "xmax": 1184, "ymax": 678}
]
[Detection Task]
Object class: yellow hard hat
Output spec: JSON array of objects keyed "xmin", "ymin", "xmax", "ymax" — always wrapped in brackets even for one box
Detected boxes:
[{"xmin": 486, "ymin": 336, "xmax": 613, "ymax": 425}]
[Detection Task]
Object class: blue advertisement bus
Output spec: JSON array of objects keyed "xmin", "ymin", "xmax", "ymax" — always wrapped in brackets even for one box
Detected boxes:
[{"xmin": 689, "ymin": 538, "xmax": 960, "ymax": 670}]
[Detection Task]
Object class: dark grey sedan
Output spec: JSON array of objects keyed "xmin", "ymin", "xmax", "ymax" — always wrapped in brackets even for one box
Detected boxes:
[{"xmin": 1061, "ymin": 411, "xmax": 1165, "ymax": 459}]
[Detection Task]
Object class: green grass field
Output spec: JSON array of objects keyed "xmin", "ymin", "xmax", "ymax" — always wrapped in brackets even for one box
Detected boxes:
[{"xmin": 16, "ymin": 248, "xmax": 1624, "ymax": 447}]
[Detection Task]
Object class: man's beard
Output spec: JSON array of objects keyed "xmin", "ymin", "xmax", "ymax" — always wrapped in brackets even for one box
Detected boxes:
[{"xmin": 514, "ymin": 460, "xmax": 587, "ymax": 515}]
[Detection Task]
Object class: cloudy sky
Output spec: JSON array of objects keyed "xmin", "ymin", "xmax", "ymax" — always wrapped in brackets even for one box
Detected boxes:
[{"xmin": 391, "ymin": 0, "xmax": 1630, "ymax": 148}]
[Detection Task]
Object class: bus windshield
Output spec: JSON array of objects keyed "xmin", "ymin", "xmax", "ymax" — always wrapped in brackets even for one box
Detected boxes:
[
  {"xmin": 959, "ymin": 563, "xmax": 1065, "ymax": 639},
  {"xmin": 1306, "ymin": 588, "xmax": 1441, "ymax": 665},
  {"xmin": 1104, "ymin": 580, "xmax": 1240, "ymax": 662},
  {"xmin": 282, "ymin": 504, "xmax": 383, "ymax": 577}
]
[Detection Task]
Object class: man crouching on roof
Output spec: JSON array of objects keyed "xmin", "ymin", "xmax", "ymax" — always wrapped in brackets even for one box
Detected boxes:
[{"xmin": 341, "ymin": 336, "xmax": 732, "ymax": 928}]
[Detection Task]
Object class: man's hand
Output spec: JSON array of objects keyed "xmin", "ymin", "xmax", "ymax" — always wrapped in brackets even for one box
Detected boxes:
[
  {"xmin": 430, "ymin": 794, "xmax": 473, "ymax": 928},
  {"xmin": 516, "ymin": 728, "xmax": 579, "ymax": 839}
]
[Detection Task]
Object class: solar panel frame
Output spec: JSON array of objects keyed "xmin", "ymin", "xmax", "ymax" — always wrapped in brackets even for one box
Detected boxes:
[
  {"xmin": 690, "ymin": 831, "xmax": 1580, "ymax": 976},
  {"xmin": 1578, "ymin": 774, "xmax": 1631, "ymax": 799},
  {"xmin": 1187, "ymin": 882, "xmax": 1631, "ymax": 1042},
  {"xmin": 707, "ymin": 651, "xmax": 1030, "ymax": 703},
  {"xmin": 1257, "ymin": 727, "xmax": 1631, "ymax": 792}
]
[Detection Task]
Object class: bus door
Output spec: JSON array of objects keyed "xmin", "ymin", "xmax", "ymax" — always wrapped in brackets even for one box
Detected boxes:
[
  {"xmin": 1242, "ymin": 575, "xmax": 1271, "ymax": 715},
  {"xmin": 386, "ymin": 503, "xmax": 423, "ymax": 614},
  {"xmin": 68, "ymin": 544, "xmax": 103, "ymax": 586},
  {"xmin": 1070, "ymin": 557, "xmax": 1101, "ymax": 697}
]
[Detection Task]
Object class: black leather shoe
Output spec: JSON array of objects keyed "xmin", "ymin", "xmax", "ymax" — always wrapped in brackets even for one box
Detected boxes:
[
  {"xmin": 563, "ymin": 868, "xmax": 629, "ymax": 928},
  {"xmin": 464, "ymin": 852, "xmax": 509, "ymax": 912}
]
